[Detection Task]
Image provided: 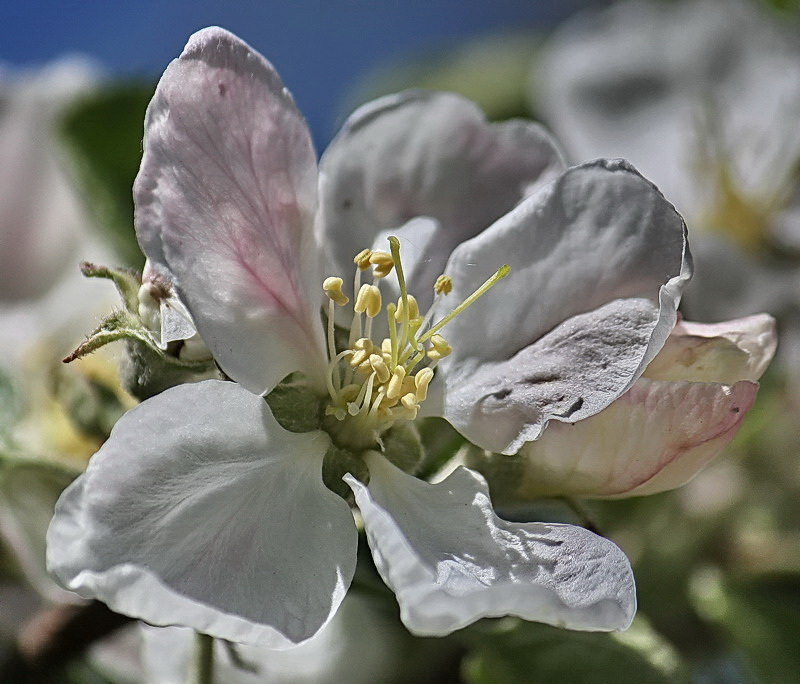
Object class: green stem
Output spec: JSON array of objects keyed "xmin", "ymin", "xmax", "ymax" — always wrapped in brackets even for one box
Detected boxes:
[{"xmin": 191, "ymin": 632, "xmax": 214, "ymax": 684}]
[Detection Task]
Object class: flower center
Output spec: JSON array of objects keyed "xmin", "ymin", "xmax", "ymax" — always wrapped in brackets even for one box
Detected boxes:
[{"xmin": 321, "ymin": 236, "xmax": 509, "ymax": 444}]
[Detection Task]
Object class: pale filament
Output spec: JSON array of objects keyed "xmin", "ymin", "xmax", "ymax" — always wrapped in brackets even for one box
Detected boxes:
[{"xmin": 322, "ymin": 237, "xmax": 509, "ymax": 434}]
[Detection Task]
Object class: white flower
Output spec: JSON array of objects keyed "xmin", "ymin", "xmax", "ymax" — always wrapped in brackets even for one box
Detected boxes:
[
  {"xmin": 47, "ymin": 27, "xmax": 691, "ymax": 647},
  {"xmin": 0, "ymin": 58, "xmax": 113, "ymax": 370},
  {"xmin": 473, "ymin": 314, "xmax": 776, "ymax": 501},
  {"xmin": 537, "ymin": 0, "xmax": 800, "ymax": 389},
  {"xmin": 536, "ymin": 0, "xmax": 800, "ymax": 243}
]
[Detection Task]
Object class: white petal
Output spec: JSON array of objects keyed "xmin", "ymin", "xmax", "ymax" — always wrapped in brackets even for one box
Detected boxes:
[
  {"xmin": 510, "ymin": 378, "xmax": 759, "ymax": 500},
  {"xmin": 435, "ymin": 159, "xmax": 691, "ymax": 453},
  {"xmin": 319, "ymin": 90, "xmax": 566, "ymax": 307},
  {"xmin": 140, "ymin": 592, "xmax": 409, "ymax": 684},
  {"xmin": 347, "ymin": 453, "xmax": 635, "ymax": 635},
  {"xmin": 158, "ymin": 296, "xmax": 197, "ymax": 348},
  {"xmin": 644, "ymin": 313, "xmax": 777, "ymax": 383},
  {"xmin": 47, "ymin": 380, "xmax": 357, "ymax": 647},
  {"xmin": 135, "ymin": 27, "xmax": 326, "ymax": 394}
]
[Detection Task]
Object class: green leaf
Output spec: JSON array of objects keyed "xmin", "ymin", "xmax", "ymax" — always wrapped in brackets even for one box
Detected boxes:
[
  {"xmin": 695, "ymin": 573, "xmax": 800, "ymax": 682},
  {"xmin": 59, "ymin": 83, "xmax": 155, "ymax": 268},
  {"xmin": 462, "ymin": 619, "xmax": 678, "ymax": 684}
]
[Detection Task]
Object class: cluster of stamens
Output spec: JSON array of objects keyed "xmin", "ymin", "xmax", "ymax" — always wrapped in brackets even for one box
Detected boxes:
[{"xmin": 322, "ymin": 236, "xmax": 509, "ymax": 436}]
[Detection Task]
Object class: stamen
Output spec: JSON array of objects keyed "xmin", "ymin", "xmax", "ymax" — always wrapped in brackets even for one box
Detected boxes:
[
  {"xmin": 434, "ymin": 274, "xmax": 453, "ymax": 295},
  {"xmin": 426, "ymin": 334, "xmax": 452, "ymax": 361},
  {"xmin": 419, "ymin": 265, "xmax": 510, "ymax": 344},
  {"xmin": 386, "ymin": 366, "xmax": 407, "ymax": 401},
  {"xmin": 369, "ymin": 250, "xmax": 394, "ymax": 278},
  {"xmin": 322, "ymin": 276, "xmax": 349, "ymax": 306},
  {"xmin": 354, "ymin": 284, "xmax": 382, "ymax": 318},
  {"xmin": 369, "ymin": 353, "xmax": 390, "ymax": 383},
  {"xmin": 394, "ymin": 294, "xmax": 419, "ymax": 322},
  {"xmin": 400, "ymin": 393, "xmax": 419, "ymax": 420},
  {"xmin": 414, "ymin": 367, "xmax": 434, "ymax": 402},
  {"xmin": 354, "ymin": 249, "xmax": 373, "ymax": 270},
  {"xmin": 326, "ymin": 299, "xmax": 339, "ymax": 389}
]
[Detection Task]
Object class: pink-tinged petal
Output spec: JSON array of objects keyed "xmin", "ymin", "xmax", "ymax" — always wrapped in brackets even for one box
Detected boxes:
[
  {"xmin": 319, "ymin": 90, "xmax": 566, "ymax": 309},
  {"xmin": 500, "ymin": 378, "xmax": 758, "ymax": 500},
  {"xmin": 434, "ymin": 159, "xmax": 691, "ymax": 454},
  {"xmin": 47, "ymin": 380, "xmax": 357, "ymax": 647},
  {"xmin": 135, "ymin": 27, "xmax": 326, "ymax": 394},
  {"xmin": 347, "ymin": 453, "xmax": 635, "ymax": 635},
  {"xmin": 643, "ymin": 313, "xmax": 776, "ymax": 383}
]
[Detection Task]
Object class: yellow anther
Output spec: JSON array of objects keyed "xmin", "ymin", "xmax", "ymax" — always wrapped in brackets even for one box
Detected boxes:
[
  {"xmin": 369, "ymin": 354, "xmax": 390, "ymax": 383},
  {"xmin": 350, "ymin": 349, "xmax": 369, "ymax": 367},
  {"xmin": 400, "ymin": 393, "xmax": 420, "ymax": 419},
  {"xmin": 322, "ymin": 276, "xmax": 349, "ymax": 306},
  {"xmin": 369, "ymin": 250, "xmax": 394, "ymax": 278},
  {"xmin": 354, "ymin": 249, "xmax": 373, "ymax": 270},
  {"xmin": 414, "ymin": 367, "xmax": 434, "ymax": 402},
  {"xmin": 394, "ymin": 294, "xmax": 419, "ymax": 322},
  {"xmin": 386, "ymin": 366, "xmax": 407, "ymax": 400},
  {"xmin": 381, "ymin": 338, "xmax": 392, "ymax": 354},
  {"xmin": 434, "ymin": 274, "xmax": 453, "ymax": 295},
  {"xmin": 354, "ymin": 284, "xmax": 382, "ymax": 318},
  {"xmin": 427, "ymin": 334, "xmax": 452, "ymax": 361},
  {"xmin": 339, "ymin": 384, "xmax": 361, "ymax": 402},
  {"xmin": 401, "ymin": 376, "xmax": 417, "ymax": 397},
  {"xmin": 353, "ymin": 337, "xmax": 373, "ymax": 351},
  {"xmin": 325, "ymin": 405, "xmax": 347, "ymax": 421}
]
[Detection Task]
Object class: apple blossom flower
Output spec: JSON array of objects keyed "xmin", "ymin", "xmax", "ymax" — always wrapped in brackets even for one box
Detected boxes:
[
  {"xmin": 536, "ymin": 0, "xmax": 800, "ymax": 245},
  {"xmin": 0, "ymin": 58, "xmax": 114, "ymax": 371},
  {"xmin": 47, "ymin": 27, "xmax": 691, "ymax": 647},
  {"xmin": 469, "ymin": 314, "xmax": 777, "ymax": 501},
  {"xmin": 535, "ymin": 0, "xmax": 800, "ymax": 383}
]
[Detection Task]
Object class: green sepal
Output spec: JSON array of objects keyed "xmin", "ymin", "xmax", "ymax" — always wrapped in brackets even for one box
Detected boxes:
[
  {"xmin": 322, "ymin": 444, "xmax": 369, "ymax": 500},
  {"xmin": 79, "ymin": 261, "xmax": 141, "ymax": 313},
  {"xmin": 264, "ymin": 373, "xmax": 325, "ymax": 433},
  {"xmin": 416, "ymin": 416, "xmax": 467, "ymax": 480},
  {"xmin": 381, "ymin": 420, "xmax": 423, "ymax": 474},
  {"xmin": 63, "ymin": 309, "xmax": 154, "ymax": 363},
  {"xmin": 120, "ymin": 341, "xmax": 218, "ymax": 402},
  {"xmin": 461, "ymin": 443, "xmax": 527, "ymax": 507}
]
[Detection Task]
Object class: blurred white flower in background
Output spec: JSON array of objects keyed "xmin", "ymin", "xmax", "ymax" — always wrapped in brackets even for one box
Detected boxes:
[
  {"xmin": 536, "ymin": 0, "xmax": 800, "ymax": 384},
  {"xmin": 0, "ymin": 57, "xmax": 114, "ymax": 372}
]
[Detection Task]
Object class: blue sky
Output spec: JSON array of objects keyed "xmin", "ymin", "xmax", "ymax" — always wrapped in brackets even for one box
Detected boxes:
[{"xmin": 2, "ymin": 0, "xmax": 589, "ymax": 142}]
